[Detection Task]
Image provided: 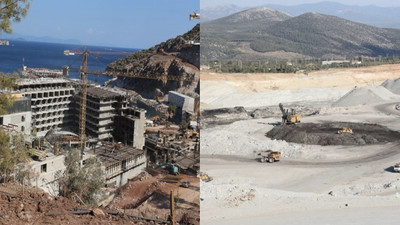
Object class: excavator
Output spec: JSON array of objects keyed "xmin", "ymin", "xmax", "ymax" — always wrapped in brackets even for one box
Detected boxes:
[
  {"xmin": 279, "ymin": 103, "xmax": 301, "ymax": 125},
  {"xmin": 337, "ymin": 127, "xmax": 353, "ymax": 134}
]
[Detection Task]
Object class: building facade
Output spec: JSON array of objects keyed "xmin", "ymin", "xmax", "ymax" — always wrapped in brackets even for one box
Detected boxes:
[{"xmin": 16, "ymin": 78, "xmax": 74, "ymax": 137}]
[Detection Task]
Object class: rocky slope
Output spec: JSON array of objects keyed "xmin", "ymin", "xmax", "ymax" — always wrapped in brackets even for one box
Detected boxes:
[
  {"xmin": 107, "ymin": 24, "xmax": 199, "ymax": 99},
  {"xmin": 201, "ymin": 8, "xmax": 400, "ymax": 60}
]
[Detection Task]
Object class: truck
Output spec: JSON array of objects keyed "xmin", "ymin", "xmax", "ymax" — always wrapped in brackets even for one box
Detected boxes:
[{"xmin": 258, "ymin": 150, "xmax": 281, "ymax": 163}]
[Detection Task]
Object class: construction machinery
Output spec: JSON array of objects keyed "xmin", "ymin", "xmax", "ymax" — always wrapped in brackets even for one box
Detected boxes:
[
  {"xmin": 394, "ymin": 163, "xmax": 400, "ymax": 173},
  {"xmin": 158, "ymin": 163, "xmax": 179, "ymax": 175},
  {"xmin": 279, "ymin": 103, "xmax": 301, "ymax": 124},
  {"xmin": 189, "ymin": 12, "xmax": 200, "ymax": 21},
  {"xmin": 185, "ymin": 129, "xmax": 198, "ymax": 139},
  {"xmin": 200, "ymin": 172, "xmax": 213, "ymax": 182},
  {"xmin": 258, "ymin": 150, "xmax": 281, "ymax": 163},
  {"xmin": 337, "ymin": 127, "xmax": 353, "ymax": 134}
]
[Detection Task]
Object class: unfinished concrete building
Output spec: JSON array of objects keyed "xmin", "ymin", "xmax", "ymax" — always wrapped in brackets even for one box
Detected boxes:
[
  {"xmin": 28, "ymin": 153, "xmax": 66, "ymax": 196},
  {"xmin": 0, "ymin": 94, "xmax": 31, "ymax": 136},
  {"xmin": 114, "ymin": 107, "xmax": 146, "ymax": 149},
  {"xmin": 87, "ymin": 142, "xmax": 146, "ymax": 187},
  {"xmin": 168, "ymin": 91, "xmax": 194, "ymax": 122},
  {"xmin": 76, "ymin": 86, "xmax": 129, "ymax": 141},
  {"xmin": 15, "ymin": 78, "xmax": 74, "ymax": 137},
  {"xmin": 75, "ymin": 86, "xmax": 146, "ymax": 149}
]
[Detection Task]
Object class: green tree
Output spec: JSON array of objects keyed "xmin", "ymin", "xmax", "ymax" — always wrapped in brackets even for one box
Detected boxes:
[
  {"xmin": 168, "ymin": 105, "xmax": 176, "ymax": 115},
  {"xmin": 0, "ymin": 130, "xmax": 29, "ymax": 182},
  {"xmin": 0, "ymin": 0, "xmax": 31, "ymax": 34},
  {"xmin": 0, "ymin": 73, "xmax": 18, "ymax": 115},
  {"xmin": 61, "ymin": 148, "xmax": 104, "ymax": 205}
]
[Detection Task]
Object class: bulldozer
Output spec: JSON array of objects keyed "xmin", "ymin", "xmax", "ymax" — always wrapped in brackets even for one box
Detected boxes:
[
  {"xmin": 337, "ymin": 127, "xmax": 353, "ymax": 134},
  {"xmin": 258, "ymin": 150, "xmax": 281, "ymax": 163},
  {"xmin": 279, "ymin": 103, "xmax": 301, "ymax": 125}
]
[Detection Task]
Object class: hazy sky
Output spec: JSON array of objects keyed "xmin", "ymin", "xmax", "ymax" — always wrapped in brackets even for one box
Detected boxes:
[
  {"xmin": 201, "ymin": 0, "xmax": 400, "ymax": 8},
  {"xmin": 5, "ymin": 0, "xmax": 199, "ymax": 48}
]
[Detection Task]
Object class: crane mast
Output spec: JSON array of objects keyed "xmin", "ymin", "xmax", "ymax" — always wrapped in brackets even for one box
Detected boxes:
[{"xmin": 79, "ymin": 50, "xmax": 89, "ymax": 152}]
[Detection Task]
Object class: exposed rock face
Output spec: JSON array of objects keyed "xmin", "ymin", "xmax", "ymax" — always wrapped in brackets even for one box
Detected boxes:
[{"xmin": 107, "ymin": 24, "xmax": 199, "ymax": 99}]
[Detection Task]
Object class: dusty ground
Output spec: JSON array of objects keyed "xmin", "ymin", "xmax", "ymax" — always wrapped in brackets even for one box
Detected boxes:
[
  {"xmin": 201, "ymin": 64, "xmax": 400, "ymax": 109},
  {"xmin": 107, "ymin": 172, "xmax": 200, "ymax": 225},
  {"xmin": 0, "ymin": 183, "xmax": 141, "ymax": 225},
  {"xmin": 200, "ymin": 64, "xmax": 400, "ymax": 224}
]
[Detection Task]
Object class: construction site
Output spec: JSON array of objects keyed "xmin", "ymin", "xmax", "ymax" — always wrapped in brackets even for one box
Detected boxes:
[
  {"xmin": 200, "ymin": 64, "xmax": 400, "ymax": 224},
  {"xmin": 0, "ymin": 34, "xmax": 200, "ymax": 225}
]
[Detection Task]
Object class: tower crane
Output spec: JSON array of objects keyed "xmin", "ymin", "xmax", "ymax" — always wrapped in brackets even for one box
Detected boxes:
[
  {"xmin": 189, "ymin": 12, "xmax": 200, "ymax": 20},
  {"xmin": 66, "ymin": 49, "xmax": 197, "ymax": 153}
]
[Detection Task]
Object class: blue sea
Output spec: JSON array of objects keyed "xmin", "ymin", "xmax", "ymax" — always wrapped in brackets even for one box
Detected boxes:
[{"xmin": 0, "ymin": 40, "xmax": 139, "ymax": 85}]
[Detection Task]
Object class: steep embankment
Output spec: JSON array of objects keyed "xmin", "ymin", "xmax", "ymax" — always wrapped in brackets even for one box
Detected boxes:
[{"xmin": 107, "ymin": 24, "xmax": 200, "ymax": 99}]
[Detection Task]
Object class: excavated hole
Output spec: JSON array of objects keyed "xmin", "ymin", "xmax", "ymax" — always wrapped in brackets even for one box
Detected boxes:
[{"xmin": 266, "ymin": 122, "xmax": 400, "ymax": 146}]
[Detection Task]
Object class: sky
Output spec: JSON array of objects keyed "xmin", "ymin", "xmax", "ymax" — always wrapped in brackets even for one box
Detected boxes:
[
  {"xmin": 4, "ymin": 0, "xmax": 199, "ymax": 49},
  {"xmin": 201, "ymin": 0, "xmax": 400, "ymax": 8}
]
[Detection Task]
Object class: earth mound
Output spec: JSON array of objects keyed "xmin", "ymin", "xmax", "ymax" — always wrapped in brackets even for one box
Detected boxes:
[{"xmin": 266, "ymin": 122, "xmax": 400, "ymax": 145}]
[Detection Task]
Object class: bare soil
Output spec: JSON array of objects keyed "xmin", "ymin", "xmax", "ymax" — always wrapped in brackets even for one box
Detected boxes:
[
  {"xmin": 0, "ymin": 183, "xmax": 138, "ymax": 225},
  {"xmin": 107, "ymin": 172, "xmax": 200, "ymax": 225},
  {"xmin": 266, "ymin": 122, "xmax": 400, "ymax": 145}
]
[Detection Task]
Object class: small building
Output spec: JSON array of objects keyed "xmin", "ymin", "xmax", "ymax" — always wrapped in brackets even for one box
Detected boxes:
[
  {"xmin": 0, "ymin": 94, "xmax": 31, "ymax": 136},
  {"xmin": 28, "ymin": 153, "xmax": 66, "ymax": 196},
  {"xmin": 88, "ymin": 142, "xmax": 146, "ymax": 187}
]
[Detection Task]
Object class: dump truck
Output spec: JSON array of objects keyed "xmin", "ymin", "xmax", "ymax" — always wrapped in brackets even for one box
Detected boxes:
[
  {"xmin": 200, "ymin": 172, "xmax": 213, "ymax": 182},
  {"xmin": 337, "ymin": 127, "xmax": 353, "ymax": 134},
  {"xmin": 279, "ymin": 103, "xmax": 301, "ymax": 124},
  {"xmin": 394, "ymin": 163, "xmax": 400, "ymax": 173},
  {"xmin": 258, "ymin": 150, "xmax": 281, "ymax": 163}
]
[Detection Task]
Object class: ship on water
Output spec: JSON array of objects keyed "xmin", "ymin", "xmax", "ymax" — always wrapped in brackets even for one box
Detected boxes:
[{"xmin": 0, "ymin": 40, "xmax": 10, "ymax": 46}]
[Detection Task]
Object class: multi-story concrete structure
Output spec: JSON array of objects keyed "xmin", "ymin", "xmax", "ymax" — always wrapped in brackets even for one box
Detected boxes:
[
  {"xmin": 0, "ymin": 94, "xmax": 31, "ymax": 136},
  {"xmin": 15, "ymin": 78, "xmax": 74, "ymax": 137},
  {"xmin": 77, "ymin": 86, "xmax": 129, "ymax": 141},
  {"xmin": 76, "ymin": 86, "xmax": 146, "ymax": 148},
  {"xmin": 114, "ymin": 107, "xmax": 146, "ymax": 149}
]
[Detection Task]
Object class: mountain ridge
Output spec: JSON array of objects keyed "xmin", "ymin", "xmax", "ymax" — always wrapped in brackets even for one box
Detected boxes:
[{"xmin": 201, "ymin": 9, "xmax": 400, "ymax": 61}]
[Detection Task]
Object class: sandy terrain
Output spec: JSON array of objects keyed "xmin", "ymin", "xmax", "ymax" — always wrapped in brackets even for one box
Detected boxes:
[
  {"xmin": 200, "ymin": 64, "xmax": 400, "ymax": 224},
  {"xmin": 201, "ymin": 64, "xmax": 400, "ymax": 109}
]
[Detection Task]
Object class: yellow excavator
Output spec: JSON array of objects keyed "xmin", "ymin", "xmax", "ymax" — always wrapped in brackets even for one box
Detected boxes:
[
  {"xmin": 337, "ymin": 127, "xmax": 353, "ymax": 134},
  {"xmin": 279, "ymin": 103, "xmax": 301, "ymax": 124}
]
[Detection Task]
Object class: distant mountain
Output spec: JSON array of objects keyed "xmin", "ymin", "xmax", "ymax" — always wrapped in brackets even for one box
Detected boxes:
[
  {"xmin": 201, "ymin": 8, "xmax": 400, "ymax": 61},
  {"xmin": 0, "ymin": 32, "xmax": 82, "ymax": 45},
  {"xmin": 201, "ymin": 2, "xmax": 400, "ymax": 29},
  {"xmin": 263, "ymin": 2, "xmax": 400, "ymax": 29},
  {"xmin": 201, "ymin": 4, "xmax": 247, "ymax": 22}
]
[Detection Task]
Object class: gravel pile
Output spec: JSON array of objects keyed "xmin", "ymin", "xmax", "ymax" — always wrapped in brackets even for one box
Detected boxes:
[
  {"xmin": 333, "ymin": 86, "xmax": 398, "ymax": 107},
  {"xmin": 381, "ymin": 78, "xmax": 400, "ymax": 95},
  {"xmin": 266, "ymin": 122, "xmax": 400, "ymax": 146}
]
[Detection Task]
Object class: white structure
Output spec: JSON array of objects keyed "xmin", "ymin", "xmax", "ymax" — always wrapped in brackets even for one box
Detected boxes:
[
  {"xmin": 88, "ymin": 143, "xmax": 147, "ymax": 187},
  {"xmin": 28, "ymin": 154, "xmax": 66, "ymax": 196},
  {"xmin": 0, "ymin": 95, "xmax": 31, "ymax": 136},
  {"xmin": 168, "ymin": 91, "xmax": 194, "ymax": 113}
]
